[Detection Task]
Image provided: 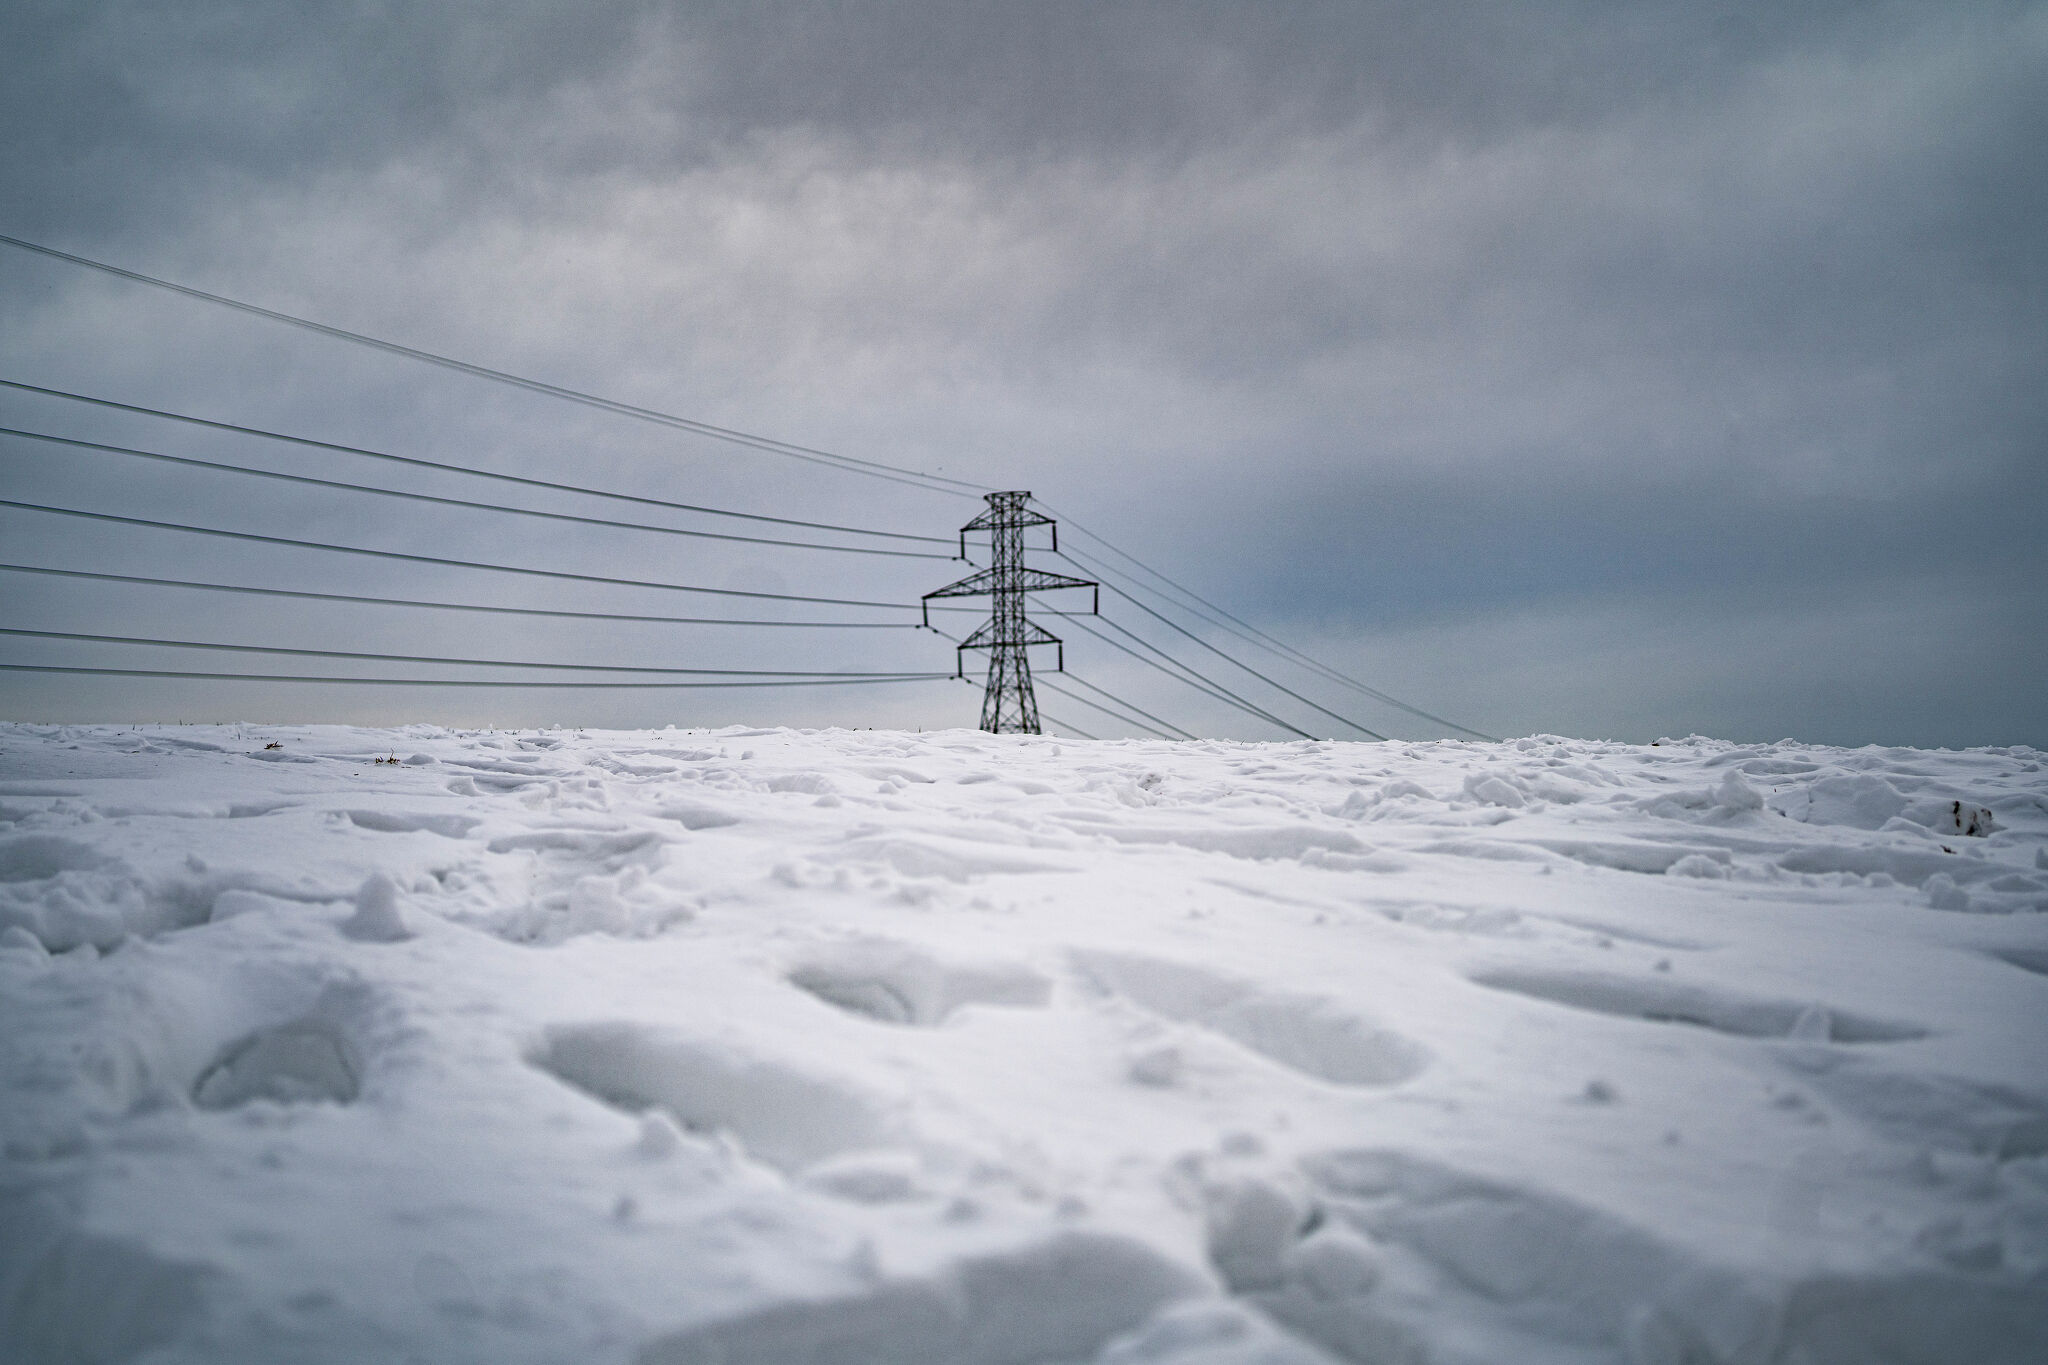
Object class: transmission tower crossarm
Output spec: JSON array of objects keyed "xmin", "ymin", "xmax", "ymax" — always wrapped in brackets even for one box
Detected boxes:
[
  {"xmin": 954, "ymin": 499, "xmax": 1047, "ymax": 558},
  {"xmin": 922, "ymin": 566, "xmax": 1095, "ymax": 600},
  {"xmin": 960, "ymin": 503, "xmax": 1053, "ymax": 533},
  {"xmin": 921, "ymin": 563, "xmax": 1096, "ymax": 629},
  {"xmin": 957, "ymin": 617, "xmax": 1062, "ymax": 652}
]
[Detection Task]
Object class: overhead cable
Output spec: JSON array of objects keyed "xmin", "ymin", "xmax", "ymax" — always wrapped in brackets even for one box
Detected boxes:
[
  {"xmin": 0, "ymin": 626, "xmax": 946, "ymax": 680},
  {"xmin": 1055, "ymin": 671, "xmax": 1198, "ymax": 741},
  {"xmin": 1067, "ymin": 566, "xmax": 1385, "ymax": 741},
  {"xmin": 0, "ymin": 499, "xmax": 923, "ymax": 611},
  {"xmin": 1051, "ymin": 524, "xmax": 1496, "ymax": 741},
  {"xmin": 0, "ymin": 378, "xmax": 952, "ymax": 545},
  {"xmin": 0, "ymin": 663, "xmax": 943, "ymax": 690},
  {"xmin": 0, "ymin": 424, "xmax": 953, "ymax": 560},
  {"xmin": 1062, "ymin": 538, "xmax": 1492, "ymax": 739},
  {"xmin": 1035, "ymin": 677, "xmax": 1176, "ymax": 742},
  {"xmin": 0, "ymin": 564, "xmax": 917, "ymax": 629},
  {"xmin": 1060, "ymin": 610, "xmax": 1311, "ymax": 739},
  {"xmin": 1035, "ymin": 709, "xmax": 1101, "ymax": 741},
  {"xmin": 0, "ymin": 235, "xmax": 989, "ymax": 498}
]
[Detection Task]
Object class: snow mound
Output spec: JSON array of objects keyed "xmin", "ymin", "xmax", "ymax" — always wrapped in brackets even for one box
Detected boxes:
[
  {"xmin": 1775, "ymin": 773, "xmax": 1911, "ymax": 829},
  {"xmin": 340, "ymin": 871, "xmax": 411, "ymax": 942}
]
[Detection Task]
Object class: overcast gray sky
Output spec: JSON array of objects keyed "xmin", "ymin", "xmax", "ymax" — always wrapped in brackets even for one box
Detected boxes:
[{"xmin": 1, "ymin": 0, "xmax": 2042, "ymax": 745}]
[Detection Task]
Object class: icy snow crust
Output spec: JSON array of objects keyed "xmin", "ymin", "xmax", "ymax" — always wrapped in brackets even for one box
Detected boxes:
[{"xmin": 2, "ymin": 724, "xmax": 2045, "ymax": 1365}]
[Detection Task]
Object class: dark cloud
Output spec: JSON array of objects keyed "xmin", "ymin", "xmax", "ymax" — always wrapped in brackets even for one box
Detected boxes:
[{"xmin": 0, "ymin": 1, "xmax": 2041, "ymax": 743}]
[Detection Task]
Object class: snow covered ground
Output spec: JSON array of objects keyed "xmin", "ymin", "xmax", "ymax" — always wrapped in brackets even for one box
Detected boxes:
[{"xmin": 2, "ymin": 722, "xmax": 2045, "ymax": 1365}]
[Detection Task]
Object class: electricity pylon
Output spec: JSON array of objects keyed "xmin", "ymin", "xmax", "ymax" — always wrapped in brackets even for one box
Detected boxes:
[{"xmin": 924, "ymin": 491, "xmax": 1097, "ymax": 734}]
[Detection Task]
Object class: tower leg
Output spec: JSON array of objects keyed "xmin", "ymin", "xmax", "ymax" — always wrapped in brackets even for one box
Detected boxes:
[{"xmin": 982, "ymin": 641, "xmax": 1040, "ymax": 735}]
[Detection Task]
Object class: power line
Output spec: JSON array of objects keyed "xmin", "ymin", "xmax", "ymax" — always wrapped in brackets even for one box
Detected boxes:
[
  {"xmin": 0, "ymin": 663, "xmax": 944, "ymax": 691},
  {"xmin": 1051, "ymin": 517, "xmax": 1341, "ymax": 660},
  {"xmin": 1036, "ymin": 709, "xmax": 1100, "ymax": 741},
  {"xmin": 1036, "ymin": 677, "xmax": 1163, "ymax": 739},
  {"xmin": 0, "ymin": 378, "xmax": 953, "ymax": 545},
  {"xmin": 0, "ymin": 564, "xmax": 918, "ymax": 628},
  {"xmin": 1055, "ymin": 671, "xmax": 1198, "ymax": 741},
  {"xmin": 1062, "ymin": 538, "xmax": 1491, "ymax": 738},
  {"xmin": 1051, "ymin": 524, "xmax": 1497, "ymax": 741},
  {"xmin": 1061, "ymin": 610, "xmax": 1312, "ymax": 739},
  {"xmin": 0, "ymin": 425, "xmax": 953, "ymax": 560},
  {"xmin": 1035, "ymin": 676, "xmax": 1177, "ymax": 742},
  {"xmin": 1073, "ymin": 569, "xmax": 1385, "ymax": 741},
  {"xmin": 0, "ymin": 234, "xmax": 990, "ymax": 498},
  {"xmin": 0, "ymin": 626, "xmax": 946, "ymax": 680},
  {"xmin": 0, "ymin": 499, "xmax": 925, "ymax": 611}
]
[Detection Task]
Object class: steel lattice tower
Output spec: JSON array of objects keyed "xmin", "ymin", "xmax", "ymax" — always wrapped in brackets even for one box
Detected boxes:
[{"xmin": 924, "ymin": 491, "xmax": 1096, "ymax": 734}]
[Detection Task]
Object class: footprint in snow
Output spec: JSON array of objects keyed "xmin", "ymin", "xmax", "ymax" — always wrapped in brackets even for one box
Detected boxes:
[
  {"xmin": 1074, "ymin": 950, "xmax": 1428, "ymax": 1087},
  {"xmin": 1466, "ymin": 967, "xmax": 1928, "ymax": 1043},
  {"xmin": 787, "ymin": 939, "xmax": 1050, "ymax": 1026},
  {"xmin": 528, "ymin": 1021, "xmax": 894, "ymax": 1173}
]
